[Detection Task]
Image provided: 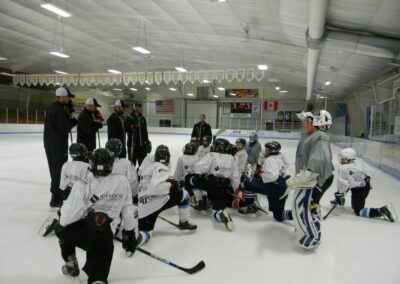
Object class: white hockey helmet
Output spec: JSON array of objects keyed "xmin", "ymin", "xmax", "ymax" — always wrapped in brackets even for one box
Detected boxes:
[
  {"xmin": 296, "ymin": 110, "xmax": 332, "ymax": 130},
  {"xmin": 338, "ymin": 148, "xmax": 357, "ymax": 163}
]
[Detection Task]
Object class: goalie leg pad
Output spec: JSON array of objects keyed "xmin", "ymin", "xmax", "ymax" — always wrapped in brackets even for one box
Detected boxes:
[{"xmin": 293, "ymin": 188, "xmax": 321, "ymax": 249}]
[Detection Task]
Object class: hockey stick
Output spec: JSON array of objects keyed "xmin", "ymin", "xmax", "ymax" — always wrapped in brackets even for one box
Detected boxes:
[
  {"xmin": 323, "ymin": 188, "xmax": 350, "ymax": 220},
  {"xmin": 114, "ymin": 237, "xmax": 205, "ymax": 274},
  {"xmin": 158, "ymin": 215, "xmax": 180, "ymax": 229},
  {"xmin": 97, "ymin": 131, "xmax": 101, "ymax": 148}
]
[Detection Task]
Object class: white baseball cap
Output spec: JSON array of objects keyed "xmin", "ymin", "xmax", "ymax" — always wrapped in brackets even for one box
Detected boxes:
[
  {"xmin": 115, "ymin": 99, "xmax": 128, "ymax": 107},
  {"xmin": 85, "ymin": 98, "xmax": 101, "ymax": 107},
  {"xmin": 55, "ymin": 87, "xmax": 68, "ymax": 97}
]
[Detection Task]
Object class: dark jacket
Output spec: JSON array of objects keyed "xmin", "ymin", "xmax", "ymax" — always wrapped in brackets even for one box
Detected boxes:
[
  {"xmin": 107, "ymin": 111, "xmax": 126, "ymax": 147},
  {"xmin": 44, "ymin": 101, "xmax": 77, "ymax": 151},
  {"xmin": 191, "ymin": 122, "xmax": 212, "ymax": 141},
  {"xmin": 126, "ymin": 112, "xmax": 149, "ymax": 148},
  {"xmin": 77, "ymin": 109, "xmax": 102, "ymax": 152}
]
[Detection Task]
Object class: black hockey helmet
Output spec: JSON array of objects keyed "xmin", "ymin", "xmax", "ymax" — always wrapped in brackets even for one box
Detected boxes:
[
  {"xmin": 89, "ymin": 148, "xmax": 114, "ymax": 176},
  {"xmin": 105, "ymin": 138, "xmax": 123, "ymax": 156},
  {"xmin": 155, "ymin": 145, "xmax": 171, "ymax": 166},
  {"xmin": 211, "ymin": 138, "xmax": 230, "ymax": 153},
  {"xmin": 183, "ymin": 143, "xmax": 198, "ymax": 155},
  {"xmin": 202, "ymin": 135, "xmax": 212, "ymax": 146},
  {"xmin": 227, "ymin": 143, "xmax": 237, "ymax": 156},
  {"xmin": 235, "ymin": 138, "xmax": 246, "ymax": 146},
  {"xmin": 190, "ymin": 137, "xmax": 199, "ymax": 145},
  {"xmin": 265, "ymin": 141, "xmax": 281, "ymax": 155},
  {"xmin": 69, "ymin": 143, "xmax": 88, "ymax": 161}
]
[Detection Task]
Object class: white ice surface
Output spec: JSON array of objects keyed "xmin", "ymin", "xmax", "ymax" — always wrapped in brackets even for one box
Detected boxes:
[{"xmin": 0, "ymin": 133, "xmax": 399, "ymax": 284}]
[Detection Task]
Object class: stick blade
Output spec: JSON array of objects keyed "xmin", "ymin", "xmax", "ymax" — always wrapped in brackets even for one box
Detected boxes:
[{"xmin": 182, "ymin": 261, "xmax": 205, "ymax": 274}]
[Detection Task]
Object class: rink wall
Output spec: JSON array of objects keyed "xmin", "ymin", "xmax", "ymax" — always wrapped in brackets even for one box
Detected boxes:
[{"xmin": 1, "ymin": 124, "xmax": 399, "ymax": 179}]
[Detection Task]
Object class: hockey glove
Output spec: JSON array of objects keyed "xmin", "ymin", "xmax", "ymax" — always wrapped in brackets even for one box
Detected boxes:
[
  {"xmin": 122, "ymin": 229, "xmax": 137, "ymax": 255},
  {"xmin": 333, "ymin": 192, "xmax": 345, "ymax": 206},
  {"xmin": 145, "ymin": 141, "xmax": 152, "ymax": 154}
]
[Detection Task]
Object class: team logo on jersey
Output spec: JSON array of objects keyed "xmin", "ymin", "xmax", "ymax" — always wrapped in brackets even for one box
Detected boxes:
[
  {"xmin": 184, "ymin": 165, "xmax": 189, "ymax": 170},
  {"xmin": 90, "ymin": 194, "xmax": 99, "ymax": 203},
  {"xmin": 215, "ymin": 166, "xmax": 220, "ymax": 171}
]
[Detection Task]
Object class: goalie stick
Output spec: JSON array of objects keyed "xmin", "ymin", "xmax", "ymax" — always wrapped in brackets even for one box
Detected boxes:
[{"xmin": 114, "ymin": 237, "xmax": 205, "ymax": 274}]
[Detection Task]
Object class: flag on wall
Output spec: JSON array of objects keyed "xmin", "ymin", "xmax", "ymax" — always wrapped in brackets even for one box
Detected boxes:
[
  {"xmin": 156, "ymin": 100, "xmax": 174, "ymax": 112},
  {"xmin": 264, "ymin": 101, "xmax": 278, "ymax": 111}
]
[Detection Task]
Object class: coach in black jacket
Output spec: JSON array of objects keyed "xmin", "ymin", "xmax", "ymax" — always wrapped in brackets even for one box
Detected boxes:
[
  {"xmin": 126, "ymin": 102, "xmax": 151, "ymax": 166},
  {"xmin": 191, "ymin": 114, "xmax": 212, "ymax": 142},
  {"xmin": 107, "ymin": 99, "xmax": 128, "ymax": 158},
  {"xmin": 43, "ymin": 87, "xmax": 77, "ymax": 207},
  {"xmin": 77, "ymin": 98, "xmax": 103, "ymax": 152}
]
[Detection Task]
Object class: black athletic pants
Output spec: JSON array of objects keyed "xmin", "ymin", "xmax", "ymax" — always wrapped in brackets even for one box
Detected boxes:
[
  {"xmin": 195, "ymin": 175, "xmax": 233, "ymax": 211},
  {"xmin": 128, "ymin": 144, "xmax": 147, "ymax": 167},
  {"xmin": 56, "ymin": 220, "xmax": 114, "ymax": 284},
  {"xmin": 45, "ymin": 147, "xmax": 68, "ymax": 206},
  {"xmin": 139, "ymin": 190, "xmax": 184, "ymax": 231},
  {"xmin": 244, "ymin": 178, "xmax": 288, "ymax": 222},
  {"xmin": 312, "ymin": 174, "xmax": 334, "ymax": 205},
  {"xmin": 351, "ymin": 185, "xmax": 375, "ymax": 216}
]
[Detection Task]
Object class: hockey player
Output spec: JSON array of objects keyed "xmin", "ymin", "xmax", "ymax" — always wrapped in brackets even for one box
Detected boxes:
[
  {"xmin": 55, "ymin": 148, "xmax": 136, "ymax": 284},
  {"xmin": 238, "ymin": 141, "xmax": 292, "ymax": 222},
  {"xmin": 234, "ymin": 138, "xmax": 248, "ymax": 178},
  {"xmin": 257, "ymin": 141, "xmax": 289, "ymax": 170},
  {"xmin": 39, "ymin": 143, "xmax": 90, "ymax": 237},
  {"xmin": 189, "ymin": 138, "xmax": 240, "ymax": 231},
  {"xmin": 105, "ymin": 138, "xmax": 139, "ymax": 197},
  {"xmin": 286, "ymin": 110, "xmax": 334, "ymax": 249},
  {"xmin": 246, "ymin": 132, "xmax": 262, "ymax": 165},
  {"xmin": 137, "ymin": 145, "xmax": 197, "ymax": 246},
  {"xmin": 330, "ymin": 148, "xmax": 394, "ymax": 222},
  {"xmin": 197, "ymin": 135, "xmax": 212, "ymax": 159}
]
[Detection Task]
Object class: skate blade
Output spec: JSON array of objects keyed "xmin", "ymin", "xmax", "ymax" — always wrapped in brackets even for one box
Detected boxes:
[{"xmin": 390, "ymin": 203, "xmax": 398, "ymax": 222}]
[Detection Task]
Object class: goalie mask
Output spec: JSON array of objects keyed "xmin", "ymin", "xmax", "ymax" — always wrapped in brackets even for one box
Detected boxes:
[{"xmin": 296, "ymin": 110, "xmax": 332, "ymax": 131}]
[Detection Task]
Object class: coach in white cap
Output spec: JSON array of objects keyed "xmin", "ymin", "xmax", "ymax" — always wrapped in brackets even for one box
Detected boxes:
[
  {"xmin": 77, "ymin": 98, "xmax": 103, "ymax": 152},
  {"xmin": 43, "ymin": 87, "xmax": 77, "ymax": 208},
  {"xmin": 106, "ymin": 99, "xmax": 128, "ymax": 158}
]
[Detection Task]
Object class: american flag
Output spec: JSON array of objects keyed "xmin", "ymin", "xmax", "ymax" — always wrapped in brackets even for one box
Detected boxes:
[{"xmin": 155, "ymin": 100, "xmax": 174, "ymax": 112}]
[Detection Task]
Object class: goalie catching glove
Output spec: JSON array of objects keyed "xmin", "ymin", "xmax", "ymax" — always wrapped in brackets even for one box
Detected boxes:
[{"xmin": 281, "ymin": 169, "xmax": 319, "ymax": 199}]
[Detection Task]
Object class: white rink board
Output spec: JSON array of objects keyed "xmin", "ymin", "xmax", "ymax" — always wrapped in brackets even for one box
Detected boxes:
[{"xmin": 0, "ymin": 133, "xmax": 400, "ymax": 284}]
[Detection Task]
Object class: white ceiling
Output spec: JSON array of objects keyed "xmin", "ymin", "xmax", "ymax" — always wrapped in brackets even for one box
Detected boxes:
[{"xmin": 0, "ymin": 0, "xmax": 399, "ymax": 99}]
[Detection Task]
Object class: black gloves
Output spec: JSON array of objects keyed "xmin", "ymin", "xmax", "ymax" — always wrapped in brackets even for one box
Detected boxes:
[{"xmin": 122, "ymin": 229, "xmax": 137, "ymax": 255}]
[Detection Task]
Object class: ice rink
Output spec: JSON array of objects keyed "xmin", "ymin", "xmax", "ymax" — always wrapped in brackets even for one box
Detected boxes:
[{"xmin": 0, "ymin": 132, "xmax": 399, "ymax": 284}]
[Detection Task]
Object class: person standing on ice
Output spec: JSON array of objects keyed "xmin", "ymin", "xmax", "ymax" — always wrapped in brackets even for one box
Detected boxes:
[
  {"xmin": 77, "ymin": 98, "xmax": 103, "ymax": 152},
  {"xmin": 136, "ymin": 145, "xmax": 197, "ymax": 246},
  {"xmin": 191, "ymin": 113, "xmax": 212, "ymax": 142},
  {"xmin": 107, "ymin": 99, "xmax": 129, "ymax": 158},
  {"xmin": 245, "ymin": 132, "xmax": 262, "ymax": 165},
  {"xmin": 44, "ymin": 87, "xmax": 77, "ymax": 208},
  {"xmin": 55, "ymin": 148, "xmax": 137, "ymax": 284},
  {"xmin": 285, "ymin": 110, "xmax": 334, "ymax": 249},
  {"xmin": 329, "ymin": 148, "xmax": 394, "ymax": 222},
  {"xmin": 126, "ymin": 102, "xmax": 151, "ymax": 167}
]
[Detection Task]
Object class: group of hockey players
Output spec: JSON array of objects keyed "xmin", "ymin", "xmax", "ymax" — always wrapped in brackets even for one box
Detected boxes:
[{"xmin": 42, "ymin": 105, "xmax": 396, "ymax": 284}]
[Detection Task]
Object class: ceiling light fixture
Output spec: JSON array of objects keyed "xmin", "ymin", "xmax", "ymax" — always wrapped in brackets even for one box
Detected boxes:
[
  {"xmin": 113, "ymin": 88, "xmax": 122, "ymax": 91},
  {"xmin": 218, "ymin": 87, "xmax": 225, "ymax": 91},
  {"xmin": 145, "ymin": 87, "xmax": 151, "ymax": 91},
  {"xmin": 41, "ymin": 3, "xmax": 72, "ymax": 18},
  {"xmin": 169, "ymin": 87, "xmax": 177, "ymax": 91},
  {"xmin": 54, "ymin": 70, "xmax": 68, "ymax": 75},
  {"xmin": 258, "ymin": 64, "xmax": 268, "ymax": 70},
  {"xmin": 218, "ymin": 0, "xmax": 226, "ymax": 2},
  {"xmin": 279, "ymin": 90, "xmax": 288, "ymax": 93},
  {"xmin": 203, "ymin": 79, "xmax": 210, "ymax": 83},
  {"xmin": 132, "ymin": 46, "xmax": 151, "ymax": 54},
  {"xmin": 107, "ymin": 69, "xmax": 121, "ymax": 74},
  {"xmin": 0, "ymin": 57, "xmax": 7, "ymax": 61},
  {"xmin": 213, "ymin": 95, "xmax": 219, "ymax": 98},
  {"xmin": 325, "ymin": 81, "xmax": 331, "ymax": 86},
  {"xmin": 187, "ymin": 93, "xmax": 194, "ymax": 97},
  {"xmin": 49, "ymin": 51, "xmax": 70, "ymax": 58},
  {"xmin": 229, "ymin": 92, "xmax": 236, "ymax": 96},
  {"xmin": 0, "ymin": 72, "xmax": 14, "ymax": 76},
  {"xmin": 175, "ymin": 67, "xmax": 187, "ymax": 73},
  {"xmin": 129, "ymin": 88, "xmax": 138, "ymax": 91},
  {"xmin": 275, "ymin": 86, "xmax": 280, "ymax": 90}
]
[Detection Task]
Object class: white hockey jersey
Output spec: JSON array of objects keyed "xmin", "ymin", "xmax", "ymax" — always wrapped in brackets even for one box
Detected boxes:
[
  {"xmin": 60, "ymin": 173, "xmax": 134, "ymax": 231},
  {"xmin": 111, "ymin": 158, "xmax": 139, "ymax": 196},
  {"xmin": 174, "ymin": 154, "xmax": 200, "ymax": 181},
  {"xmin": 234, "ymin": 149, "xmax": 248, "ymax": 176},
  {"xmin": 138, "ymin": 162, "xmax": 172, "ymax": 218},
  {"xmin": 197, "ymin": 144, "xmax": 211, "ymax": 159},
  {"xmin": 59, "ymin": 160, "xmax": 89, "ymax": 190},
  {"xmin": 261, "ymin": 154, "xmax": 288, "ymax": 184},
  {"xmin": 258, "ymin": 152, "xmax": 289, "ymax": 169},
  {"xmin": 337, "ymin": 159, "xmax": 373, "ymax": 193},
  {"xmin": 194, "ymin": 152, "xmax": 240, "ymax": 189}
]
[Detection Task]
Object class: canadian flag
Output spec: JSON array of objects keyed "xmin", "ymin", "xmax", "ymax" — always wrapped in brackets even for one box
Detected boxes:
[{"xmin": 264, "ymin": 101, "xmax": 278, "ymax": 111}]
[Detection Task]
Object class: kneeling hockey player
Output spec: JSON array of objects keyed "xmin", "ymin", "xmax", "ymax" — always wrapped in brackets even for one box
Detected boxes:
[
  {"xmin": 330, "ymin": 148, "xmax": 394, "ymax": 222},
  {"xmin": 137, "ymin": 145, "xmax": 197, "ymax": 246},
  {"xmin": 56, "ymin": 148, "xmax": 136, "ymax": 284}
]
